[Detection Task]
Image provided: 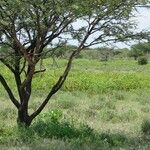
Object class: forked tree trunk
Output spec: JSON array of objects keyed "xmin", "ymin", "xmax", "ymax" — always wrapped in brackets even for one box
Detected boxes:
[
  {"xmin": 17, "ymin": 101, "xmax": 32, "ymax": 127},
  {"xmin": 16, "ymin": 65, "xmax": 35, "ymax": 127},
  {"xmin": 0, "ymin": 40, "xmax": 82, "ymax": 128},
  {"xmin": 17, "ymin": 110, "xmax": 31, "ymax": 127}
]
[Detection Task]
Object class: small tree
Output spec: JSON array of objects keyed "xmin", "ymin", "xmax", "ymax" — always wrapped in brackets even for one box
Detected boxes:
[
  {"xmin": 128, "ymin": 48, "xmax": 144, "ymax": 60},
  {"xmin": 138, "ymin": 56, "xmax": 148, "ymax": 65},
  {"xmin": 113, "ymin": 48, "xmax": 129, "ymax": 59},
  {"xmin": 0, "ymin": 0, "xmax": 145, "ymax": 126},
  {"xmin": 131, "ymin": 42, "xmax": 150, "ymax": 54},
  {"xmin": 97, "ymin": 47, "xmax": 114, "ymax": 61}
]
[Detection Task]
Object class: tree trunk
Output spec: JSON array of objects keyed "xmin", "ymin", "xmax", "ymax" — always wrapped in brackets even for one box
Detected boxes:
[
  {"xmin": 17, "ymin": 112, "xmax": 31, "ymax": 127},
  {"xmin": 17, "ymin": 106, "xmax": 32, "ymax": 127}
]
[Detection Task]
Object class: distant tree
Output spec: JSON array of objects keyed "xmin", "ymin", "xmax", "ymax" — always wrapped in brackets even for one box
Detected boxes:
[
  {"xmin": 77, "ymin": 48, "xmax": 100, "ymax": 59},
  {"xmin": 0, "ymin": 0, "xmax": 146, "ymax": 127},
  {"xmin": 131, "ymin": 42, "xmax": 150, "ymax": 54},
  {"xmin": 97, "ymin": 47, "xmax": 114, "ymax": 61},
  {"xmin": 113, "ymin": 50, "xmax": 122, "ymax": 56},
  {"xmin": 128, "ymin": 42, "xmax": 150, "ymax": 60},
  {"xmin": 43, "ymin": 45, "xmax": 77, "ymax": 58},
  {"xmin": 128, "ymin": 47, "xmax": 144, "ymax": 60},
  {"xmin": 113, "ymin": 48, "xmax": 129, "ymax": 59},
  {"xmin": 138, "ymin": 56, "xmax": 148, "ymax": 65}
]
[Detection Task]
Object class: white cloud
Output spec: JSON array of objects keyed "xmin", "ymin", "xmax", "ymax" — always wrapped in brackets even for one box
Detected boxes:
[{"xmin": 135, "ymin": 7, "xmax": 150, "ymax": 30}]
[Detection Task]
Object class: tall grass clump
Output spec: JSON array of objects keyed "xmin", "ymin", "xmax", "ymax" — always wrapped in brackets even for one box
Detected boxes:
[
  {"xmin": 138, "ymin": 56, "xmax": 148, "ymax": 65},
  {"xmin": 141, "ymin": 119, "xmax": 150, "ymax": 135},
  {"xmin": 32, "ymin": 110, "xmax": 94, "ymax": 139}
]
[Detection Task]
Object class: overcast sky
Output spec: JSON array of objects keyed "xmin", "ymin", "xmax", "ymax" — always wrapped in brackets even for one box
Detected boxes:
[
  {"xmin": 72, "ymin": 7, "xmax": 150, "ymax": 49},
  {"xmin": 136, "ymin": 7, "xmax": 150, "ymax": 31},
  {"xmin": 114, "ymin": 7, "xmax": 150, "ymax": 48},
  {"xmin": 55, "ymin": 7, "xmax": 150, "ymax": 49}
]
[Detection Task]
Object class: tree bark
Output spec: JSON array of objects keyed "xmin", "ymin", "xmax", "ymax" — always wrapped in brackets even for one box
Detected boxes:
[
  {"xmin": 17, "ymin": 112, "xmax": 31, "ymax": 127},
  {"xmin": 17, "ymin": 103, "xmax": 32, "ymax": 127}
]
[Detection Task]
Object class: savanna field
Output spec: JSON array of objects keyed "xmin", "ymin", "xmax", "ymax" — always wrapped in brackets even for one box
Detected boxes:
[{"xmin": 0, "ymin": 58, "xmax": 150, "ymax": 150}]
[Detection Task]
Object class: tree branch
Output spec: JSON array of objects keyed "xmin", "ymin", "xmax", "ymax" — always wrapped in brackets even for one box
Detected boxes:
[
  {"xmin": 0, "ymin": 74, "xmax": 20, "ymax": 109},
  {"xmin": 0, "ymin": 59, "xmax": 15, "ymax": 73},
  {"xmin": 34, "ymin": 69, "xmax": 46, "ymax": 75},
  {"xmin": 30, "ymin": 26, "xmax": 92, "ymax": 119},
  {"xmin": 30, "ymin": 50, "xmax": 76, "ymax": 120}
]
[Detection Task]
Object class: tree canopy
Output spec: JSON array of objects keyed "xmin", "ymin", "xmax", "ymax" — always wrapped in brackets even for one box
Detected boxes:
[{"xmin": 131, "ymin": 42, "xmax": 150, "ymax": 54}]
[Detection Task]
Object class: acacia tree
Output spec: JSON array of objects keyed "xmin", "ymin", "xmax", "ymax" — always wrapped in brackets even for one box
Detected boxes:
[
  {"xmin": 131, "ymin": 42, "xmax": 150, "ymax": 54},
  {"xmin": 0, "ymin": 0, "xmax": 143, "ymax": 126},
  {"xmin": 128, "ymin": 47, "xmax": 144, "ymax": 60}
]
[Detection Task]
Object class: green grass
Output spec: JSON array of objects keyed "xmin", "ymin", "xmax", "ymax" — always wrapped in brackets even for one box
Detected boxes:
[
  {"xmin": 0, "ymin": 58, "xmax": 150, "ymax": 149},
  {"xmin": 0, "ymin": 59, "xmax": 150, "ymax": 95},
  {"xmin": 0, "ymin": 90, "xmax": 150, "ymax": 149}
]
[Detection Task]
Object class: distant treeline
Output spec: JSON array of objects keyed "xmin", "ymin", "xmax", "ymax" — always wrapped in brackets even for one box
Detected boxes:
[
  {"xmin": 0, "ymin": 42, "xmax": 150, "ymax": 62},
  {"xmin": 41, "ymin": 42, "xmax": 150, "ymax": 62}
]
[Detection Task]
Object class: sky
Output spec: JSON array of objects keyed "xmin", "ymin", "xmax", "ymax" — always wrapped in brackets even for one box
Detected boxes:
[
  {"xmin": 136, "ymin": 7, "xmax": 150, "ymax": 31},
  {"xmin": 54, "ymin": 7, "xmax": 150, "ymax": 49},
  {"xmin": 111, "ymin": 7, "xmax": 150, "ymax": 48}
]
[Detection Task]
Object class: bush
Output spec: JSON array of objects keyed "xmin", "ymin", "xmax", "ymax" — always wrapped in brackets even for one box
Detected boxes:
[
  {"xmin": 138, "ymin": 56, "xmax": 148, "ymax": 65},
  {"xmin": 141, "ymin": 119, "xmax": 150, "ymax": 135},
  {"xmin": 32, "ymin": 110, "xmax": 94, "ymax": 139}
]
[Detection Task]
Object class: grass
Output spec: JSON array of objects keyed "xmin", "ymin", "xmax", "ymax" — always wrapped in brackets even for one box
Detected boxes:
[
  {"xmin": 0, "ymin": 58, "xmax": 150, "ymax": 149},
  {"xmin": 0, "ymin": 59, "xmax": 150, "ymax": 95}
]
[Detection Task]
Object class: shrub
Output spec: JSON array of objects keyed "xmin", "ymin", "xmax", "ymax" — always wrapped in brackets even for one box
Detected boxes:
[
  {"xmin": 141, "ymin": 119, "xmax": 150, "ymax": 135},
  {"xmin": 32, "ymin": 110, "xmax": 94, "ymax": 139},
  {"xmin": 138, "ymin": 56, "xmax": 148, "ymax": 65},
  {"xmin": 41, "ymin": 109, "xmax": 63, "ymax": 123}
]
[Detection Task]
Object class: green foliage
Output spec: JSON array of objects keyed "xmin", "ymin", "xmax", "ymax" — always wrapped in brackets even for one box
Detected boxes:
[
  {"xmin": 78, "ymin": 47, "xmax": 115, "ymax": 61},
  {"xmin": 99, "ymin": 132, "xmax": 128, "ymax": 147},
  {"xmin": 131, "ymin": 42, "xmax": 150, "ymax": 54},
  {"xmin": 1, "ymin": 59, "xmax": 150, "ymax": 95},
  {"xmin": 32, "ymin": 110, "xmax": 94, "ymax": 139},
  {"xmin": 0, "ymin": 0, "xmax": 146, "ymax": 127},
  {"xmin": 0, "ymin": 121, "xmax": 128, "ymax": 149},
  {"xmin": 32, "ymin": 71, "xmax": 150, "ymax": 93},
  {"xmin": 97, "ymin": 47, "xmax": 114, "ymax": 61},
  {"xmin": 78, "ymin": 49, "xmax": 100, "ymax": 59},
  {"xmin": 69, "ymin": 47, "xmax": 131, "ymax": 60},
  {"xmin": 128, "ymin": 48, "xmax": 144, "ymax": 60},
  {"xmin": 141, "ymin": 119, "xmax": 150, "ymax": 135},
  {"xmin": 138, "ymin": 56, "xmax": 148, "ymax": 65},
  {"xmin": 43, "ymin": 45, "xmax": 78, "ymax": 59},
  {"xmin": 41, "ymin": 109, "xmax": 63, "ymax": 123},
  {"xmin": 1, "ymin": 58, "xmax": 150, "ymax": 149},
  {"xmin": 0, "ymin": 89, "xmax": 150, "ymax": 149},
  {"xmin": 113, "ymin": 48, "xmax": 129, "ymax": 59}
]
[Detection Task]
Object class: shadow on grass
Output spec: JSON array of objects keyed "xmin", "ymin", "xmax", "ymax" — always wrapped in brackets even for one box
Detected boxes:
[
  {"xmin": 12, "ymin": 120, "xmax": 150, "ymax": 150},
  {"xmin": 21, "ymin": 115, "xmax": 149, "ymax": 149},
  {"xmin": 0, "ymin": 111, "xmax": 150, "ymax": 150}
]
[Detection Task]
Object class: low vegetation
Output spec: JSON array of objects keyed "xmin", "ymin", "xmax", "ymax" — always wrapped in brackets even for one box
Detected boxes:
[
  {"xmin": 0, "ymin": 58, "xmax": 150, "ymax": 149},
  {"xmin": 138, "ymin": 56, "xmax": 148, "ymax": 65}
]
